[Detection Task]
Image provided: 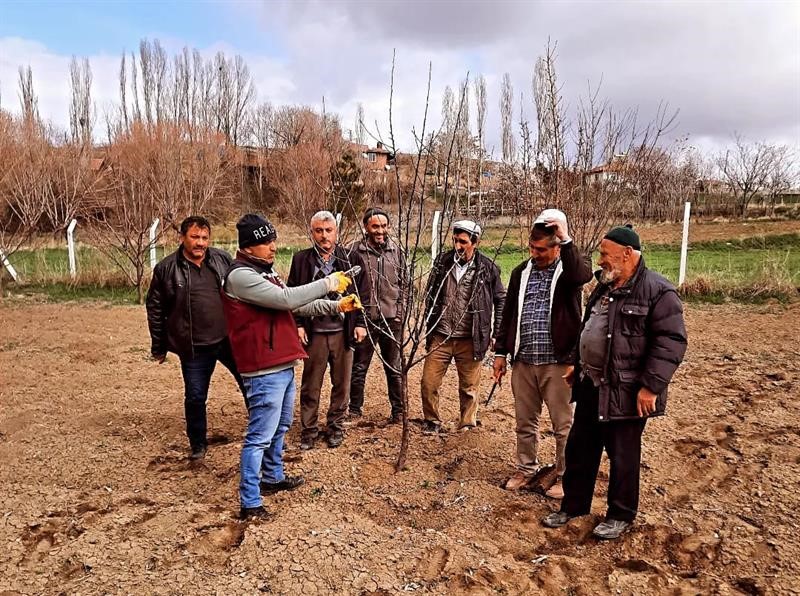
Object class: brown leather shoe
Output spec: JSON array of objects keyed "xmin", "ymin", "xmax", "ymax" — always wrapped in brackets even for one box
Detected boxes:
[
  {"xmin": 545, "ymin": 478, "xmax": 564, "ymax": 499},
  {"xmin": 504, "ymin": 471, "xmax": 533, "ymax": 491}
]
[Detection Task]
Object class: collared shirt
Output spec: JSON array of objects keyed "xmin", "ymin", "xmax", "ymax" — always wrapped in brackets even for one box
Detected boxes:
[
  {"xmin": 437, "ymin": 258, "xmax": 476, "ymax": 339},
  {"xmin": 311, "ymin": 250, "xmax": 344, "ymax": 333},
  {"xmin": 453, "ymin": 253, "xmax": 474, "ymax": 282},
  {"xmin": 516, "ymin": 259, "xmax": 558, "ymax": 365}
]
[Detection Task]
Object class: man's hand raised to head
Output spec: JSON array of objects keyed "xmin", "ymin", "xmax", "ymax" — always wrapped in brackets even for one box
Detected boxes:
[{"xmin": 545, "ymin": 218, "xmax": 571, "ymax": 244}]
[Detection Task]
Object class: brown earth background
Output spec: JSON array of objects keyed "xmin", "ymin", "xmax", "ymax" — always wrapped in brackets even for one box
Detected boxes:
[{"xmin": 1, "ymin": 245, "xmax": 799, "ymax": 594}]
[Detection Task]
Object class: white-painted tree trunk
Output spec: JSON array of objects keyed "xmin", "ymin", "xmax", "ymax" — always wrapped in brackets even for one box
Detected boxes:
[
  {"xmin": 149, "ymin": 218, "xmax": 160, "ymax": 269},
  {"xmin": 67, "ymin": 219, "xmax": 78, "ymax": 279}
]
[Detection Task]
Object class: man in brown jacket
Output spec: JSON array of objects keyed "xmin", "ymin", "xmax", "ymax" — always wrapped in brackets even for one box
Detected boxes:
[{"xmin": 348, "ymin": 207, "xmax": 405, "ymax": 424}]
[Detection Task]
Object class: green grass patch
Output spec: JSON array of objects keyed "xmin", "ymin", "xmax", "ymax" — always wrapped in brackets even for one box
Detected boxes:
[
  {"xmin": 12, "ymin": 282, "xmax": 139, "ymax": 304},
  {"xmin": 4, "ymin": 234, "xmax": 799, "ymax": 303}
]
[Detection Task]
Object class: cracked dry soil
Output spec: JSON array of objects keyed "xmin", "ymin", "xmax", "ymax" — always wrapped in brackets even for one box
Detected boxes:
[{"xmin": 1, "ymin": 301, "xmax": 799, "ymax": 594}]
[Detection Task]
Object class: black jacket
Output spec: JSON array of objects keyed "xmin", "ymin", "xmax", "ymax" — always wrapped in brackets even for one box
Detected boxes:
[
  {"xmin": 145, "ymin": 247, "xmax": 233, "ymax": 358},
  {"xmin": 496, "ymin": 242, "xmax": 593, "ymax": 363},
  {"xmin": 575, "ymin": 259, "xmax": 687, "ymax": 421},
  {"xmin": 286, "ymin": 245, "xmax": 369, "ymax": 350},
  {"xmin": 424, "ymin": 249, "xmax": 506, "ymax": 360}
]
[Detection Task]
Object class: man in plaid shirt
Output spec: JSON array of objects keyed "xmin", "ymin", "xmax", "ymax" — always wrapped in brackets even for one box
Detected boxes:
[{"xmin": 493, "ymin": 209, "xmax": 593, "ymax": 498}]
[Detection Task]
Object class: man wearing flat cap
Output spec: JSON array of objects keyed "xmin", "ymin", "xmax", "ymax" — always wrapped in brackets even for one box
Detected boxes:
[
  {"xmin": 420, "ymin": 220, "xmax": 506, "ymax": 433},
  {"xmin": 542, "ymin": 224, "xmax": 687, "ymax": 540},
  {"xmin": 222, "ymin": 214, "xmax": 362, "ymax": 520}
]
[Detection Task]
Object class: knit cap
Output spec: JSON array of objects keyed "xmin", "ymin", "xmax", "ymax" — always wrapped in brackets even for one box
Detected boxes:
[
  {"xmin": 603, "ymin": 224, "xmax": 641, "ymax": 250},
  {"xmin": 237, "ymin": 214, "xmax": 277, "ymax": 248}
]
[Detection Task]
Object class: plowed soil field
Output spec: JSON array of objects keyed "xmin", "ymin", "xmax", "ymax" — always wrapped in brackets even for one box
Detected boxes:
[{"xmin": 1, "ymin": 301, "xmax": 798, "ymax": 594}]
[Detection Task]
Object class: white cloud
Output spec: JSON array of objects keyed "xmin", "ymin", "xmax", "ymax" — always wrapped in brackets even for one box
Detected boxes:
[{"xmin": 2, "ymin": 0, "xmax": 798, "ymax": 156}]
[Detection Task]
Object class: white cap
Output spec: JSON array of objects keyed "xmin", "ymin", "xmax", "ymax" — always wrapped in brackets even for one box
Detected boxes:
[
  {"xmin": 452, "ymin": 219, "xmax": 482, "ymax": 238},
  {"xmin": 533, "ymin": 208, "xmax": 567, "ymax": 226}
]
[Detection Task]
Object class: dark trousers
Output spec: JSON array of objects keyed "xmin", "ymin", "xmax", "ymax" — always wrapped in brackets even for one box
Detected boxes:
[
  {"xmin": 179, "ymin": 339, "xmax": 245, "ymax": 449},
  {"xmin": 300, "ymin": 331, "xmax": 352, "ymax": 440},
  {"xmin": 560, "ymin": 377, "xmax": 647, "ymax": 523},
  {"xmin": 349, "ymin": 318, "xmax": 403, "ymax": 416}
]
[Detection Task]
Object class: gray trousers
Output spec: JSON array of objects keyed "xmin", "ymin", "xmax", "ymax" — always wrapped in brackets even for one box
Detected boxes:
[
  {"xmin": 300, "ymin": 331, "xmax": 352, "ymax": 440},
  {"xmin": 511, "ymin": 362, "xmax": 574, "ymax": 475}
]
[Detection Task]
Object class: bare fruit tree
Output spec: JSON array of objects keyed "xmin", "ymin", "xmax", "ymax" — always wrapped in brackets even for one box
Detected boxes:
[
  {"xmin": 718, "ymin": 134, "xmax": 793, "ymax": 218},
  {"xmin": 529, "ymin": 41, "xmax": 678, "ymax": 254},
  {"xmin": 336, "ymin": 57, "xmax": 509, "ymax": 471},
  {"xmin": 0, "ymin": 108, "xmax": 48, "ymax": 291}
]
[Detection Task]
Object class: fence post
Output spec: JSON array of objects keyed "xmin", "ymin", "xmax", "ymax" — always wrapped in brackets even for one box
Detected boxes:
[
  {"xmin": 678, "ymin": 201, "xmax": 691, "ymax": 286},
  {"xmin": 0, "ymin": 248, "xmax": 19, "ymax": 282},
  {"xmin": 149, "ymin": 218, "xmax": 160, "ymax": 269},
  {"xmin": 431, "ymin": 210, "xmax": 441, "ymax": 261},
  {"xmin": 66, "ymin": 219, "xmax": 78, "ymax": 279}
]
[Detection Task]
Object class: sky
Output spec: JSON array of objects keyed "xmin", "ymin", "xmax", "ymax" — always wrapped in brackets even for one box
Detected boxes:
[{"xmin": 0, "ymin": 0, "xmax": 798, "ymax": 157}]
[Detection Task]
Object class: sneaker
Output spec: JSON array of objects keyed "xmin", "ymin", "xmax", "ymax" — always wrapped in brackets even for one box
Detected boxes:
[
  {"xmin": 327, "ymin": 431, "xmax": 344, "ymax": 448},
  {"xmin": 239, "ymin": 505, "xmax": 272, "ymax": 521},
  {"xmin": 260, "ymin": 475, "xmax": 305, "ymax": 495},
  {"xmin": 541, "ymin": 511, "xmax": 580, "ymax": 528},
  {"xmin": 592, "ymin": 519, "xmax": 632, "ymax": 540},
  {"xmin": 189, "ymin": 445, "xmax": 207, "ymax": 461},
  {"xmin": 545, "ymin": 478, "xmax": 564, "ymax": 499},
  {"xmin": 422, "ymin": 420, "xmax": 441, "ymax": 435},
  {"xmin": 504, "ymin": 471, "xmax": 533, "ymax": 491},
  {"xmin": 299, "ymin": 438, "xmax": 315, "ymax": 451}
]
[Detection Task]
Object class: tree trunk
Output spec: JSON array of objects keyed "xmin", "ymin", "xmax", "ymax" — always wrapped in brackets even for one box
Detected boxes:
[
  {"xmin": 136, "ymin": 264, "xmax": 145, "ymax": 304},
  {"xmin": 395, "ymin": 368, "xmax": 409, "ymax": 472}
]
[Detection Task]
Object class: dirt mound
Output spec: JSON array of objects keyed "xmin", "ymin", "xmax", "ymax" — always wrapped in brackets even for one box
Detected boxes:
[{"xmin": 1, "ymin": 301, "xmax": 799, "ymax": 593}]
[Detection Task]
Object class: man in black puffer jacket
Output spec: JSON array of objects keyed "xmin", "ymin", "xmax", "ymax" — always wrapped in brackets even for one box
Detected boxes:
[
  {"xmin": 542, "ymin": 225, "xmax": 687, "ymax": 540},
  {"xmin": 146, "ymin": 216, "xmax": 244, "ymax": 460}
]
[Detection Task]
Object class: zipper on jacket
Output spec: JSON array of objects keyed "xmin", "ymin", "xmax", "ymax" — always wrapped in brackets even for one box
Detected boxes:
[{"xmin": 269, "ymin": 318, "xmax": 275, "ymax": 350}]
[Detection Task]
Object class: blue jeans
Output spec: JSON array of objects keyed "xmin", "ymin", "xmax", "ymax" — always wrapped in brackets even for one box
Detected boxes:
[
  {"xmin": 239, "ymin": 367, "xmax": 296, "ymax": 509},
  {"xmin": 179, "ymin": 340, "xmax": 245, "ymax": 450}
]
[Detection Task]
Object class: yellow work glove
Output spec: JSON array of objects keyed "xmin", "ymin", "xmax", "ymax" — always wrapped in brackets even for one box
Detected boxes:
[
  {"xmin": 327, "ymin": 271, "xmax": 352, "ymax": 294},
  {"xmin": 338, "ymin": 294, "xmax": 363, "ymax": 313}
]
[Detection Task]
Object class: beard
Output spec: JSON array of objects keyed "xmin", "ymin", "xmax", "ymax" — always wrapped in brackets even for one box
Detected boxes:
[{"xmin": 599, "ymin": 266, "xmax": 621, "ymax": 285}]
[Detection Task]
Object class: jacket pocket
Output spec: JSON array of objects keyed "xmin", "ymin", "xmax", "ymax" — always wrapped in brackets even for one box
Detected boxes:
[
  {"xmin": 614, "ymin": 369, "xmax": 640, "ymax": 417},
  {"xmin": 620, "ymin": 304, "xmax": 648, "ymax": 336}
]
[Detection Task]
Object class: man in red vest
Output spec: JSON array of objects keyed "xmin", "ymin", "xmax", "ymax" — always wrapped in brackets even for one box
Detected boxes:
[{"xmin": 222, "ymin": 214, "xmax": 361, "ymax": 521}]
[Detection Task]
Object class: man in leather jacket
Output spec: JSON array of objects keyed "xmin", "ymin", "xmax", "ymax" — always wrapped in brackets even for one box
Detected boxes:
[
  {"xmin": 420, "ymin": 220, "xmax": 506, "ymax": 433},
  {"xmin": 146, "ymin": 216, "xmax": 244, "ymax": 460}
]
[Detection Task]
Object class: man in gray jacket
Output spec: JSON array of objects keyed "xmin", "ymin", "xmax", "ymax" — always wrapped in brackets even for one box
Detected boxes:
[{"xmin": 222, "ymin": 214, "xmax": 360, "ymax": 520}]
